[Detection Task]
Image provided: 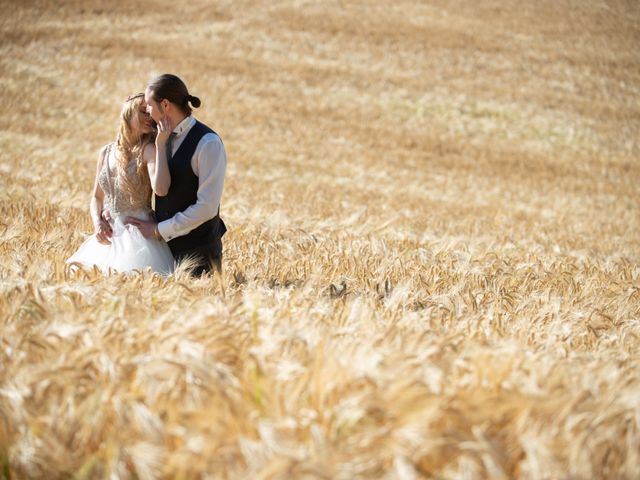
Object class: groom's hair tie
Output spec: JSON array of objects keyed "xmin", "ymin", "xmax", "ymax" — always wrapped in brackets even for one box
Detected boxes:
[{"xmin": 185, "ymin": 94, "xmax": 201, "ymax": 108}]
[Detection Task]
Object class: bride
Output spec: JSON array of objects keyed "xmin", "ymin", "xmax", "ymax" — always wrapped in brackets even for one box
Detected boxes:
[{"xmin": 67, "ymin": 93, "xmax": 175, "ymax": 275}]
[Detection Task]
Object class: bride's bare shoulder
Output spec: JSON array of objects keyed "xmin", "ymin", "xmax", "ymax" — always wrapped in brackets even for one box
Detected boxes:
[{"xmin": 96, "ymin": 142, "xmax": 113, "ymax": 167}]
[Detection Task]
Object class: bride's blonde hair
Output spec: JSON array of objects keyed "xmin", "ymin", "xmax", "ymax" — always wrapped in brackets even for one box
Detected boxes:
[{"xmin": 114, "ymin": 94, "xmax": 154, "ymax": 202}]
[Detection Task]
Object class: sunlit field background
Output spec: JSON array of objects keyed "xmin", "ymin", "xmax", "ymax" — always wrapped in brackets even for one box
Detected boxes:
[{"xmin": 1, "ymin": 0, "xmax": 639, "ymax": 478}]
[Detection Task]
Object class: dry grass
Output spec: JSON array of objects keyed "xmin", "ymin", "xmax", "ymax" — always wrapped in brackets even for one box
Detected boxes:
[{"xmin": 1, "ymin": 0, "xmax": 639, "ymax": 478}]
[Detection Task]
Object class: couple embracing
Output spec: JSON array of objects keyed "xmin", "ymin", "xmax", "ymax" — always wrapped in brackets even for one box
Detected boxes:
[{"xmin": 67, "ymin": 74, "xmax": 227, "ymax": 277}]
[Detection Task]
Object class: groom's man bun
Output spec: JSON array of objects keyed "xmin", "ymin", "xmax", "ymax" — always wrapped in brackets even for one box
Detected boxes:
[
  {"xmin": 185, "ymin": 94, "xmax": 201, "ymax": 108},
  {"xmin": 148, "ymin": 73, "xmax": 200, "ymax": 115}
]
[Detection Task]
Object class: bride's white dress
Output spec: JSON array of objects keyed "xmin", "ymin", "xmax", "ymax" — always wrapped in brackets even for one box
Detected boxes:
[{"xmin": 67, "ymin": 144, "xmax": 175, "ymax": 275}]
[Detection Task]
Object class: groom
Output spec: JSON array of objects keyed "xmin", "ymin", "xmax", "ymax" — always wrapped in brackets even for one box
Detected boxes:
[{"xmin": 126, "ymin": 74, "xmax": 227, "ymax": 276}]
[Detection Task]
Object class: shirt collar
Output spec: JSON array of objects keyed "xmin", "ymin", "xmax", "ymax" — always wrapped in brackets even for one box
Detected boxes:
[{"xmin": 172, "ymin": 115, "xmax": 195, "ymax": 137}]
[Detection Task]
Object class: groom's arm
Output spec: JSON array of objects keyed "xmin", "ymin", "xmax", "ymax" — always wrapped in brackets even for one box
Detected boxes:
[{"xmin": 157, "ymin": 133, "xmax": 226, "ymax": 241}]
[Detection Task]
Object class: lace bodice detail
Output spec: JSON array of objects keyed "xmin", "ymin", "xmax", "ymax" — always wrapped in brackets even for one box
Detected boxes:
[{"xmin": 98, "ymin": 143, "xmax": 152, "ymax": 214}]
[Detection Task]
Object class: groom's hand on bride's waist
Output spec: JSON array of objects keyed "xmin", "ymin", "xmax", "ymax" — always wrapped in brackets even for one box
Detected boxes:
[{"xmin": 125, "ymin": 217, "xmax": 162, "ymax": 240}]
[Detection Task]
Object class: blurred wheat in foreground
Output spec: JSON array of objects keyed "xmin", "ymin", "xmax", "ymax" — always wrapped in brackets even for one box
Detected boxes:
[{"xmin": 1, "ymin": 0, "xmax": 639, "ymax": 478}]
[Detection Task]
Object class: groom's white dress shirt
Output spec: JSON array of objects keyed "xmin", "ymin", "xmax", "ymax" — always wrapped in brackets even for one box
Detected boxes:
[{"xmin": 156, "ymin": 115, "xmax": 226, "ymax": 242}]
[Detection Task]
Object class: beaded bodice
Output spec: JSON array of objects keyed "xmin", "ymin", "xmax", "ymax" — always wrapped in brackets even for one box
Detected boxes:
[{"xmin": 98, "ymin": 143, "xmax": 152, "ymax": 214}]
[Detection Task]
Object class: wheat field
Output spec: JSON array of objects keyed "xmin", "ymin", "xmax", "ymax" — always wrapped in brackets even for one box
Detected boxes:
[{"xmin": 1, "ymin": 0, "xmax": 639, "ymax": 478}]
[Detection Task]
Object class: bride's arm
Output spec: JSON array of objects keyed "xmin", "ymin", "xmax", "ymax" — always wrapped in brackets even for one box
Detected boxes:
[
  {"xmin": 90, "ymin": 145, "xmax": 112, "ymax": 245},
  {"xmin": 145, "ymin": 142, "xmax": 170, "ymax": 196}
]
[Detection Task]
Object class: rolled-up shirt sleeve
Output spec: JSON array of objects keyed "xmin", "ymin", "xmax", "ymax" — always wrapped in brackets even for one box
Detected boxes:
[{"xmin": 157, "ymin": 133, "xmax": 226, "ymax": 241}]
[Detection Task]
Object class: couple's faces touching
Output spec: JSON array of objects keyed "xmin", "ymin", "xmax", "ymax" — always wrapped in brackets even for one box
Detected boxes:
[{"xmin": 127, "ymin": 89, "xmax": 171, "ymax": 138}]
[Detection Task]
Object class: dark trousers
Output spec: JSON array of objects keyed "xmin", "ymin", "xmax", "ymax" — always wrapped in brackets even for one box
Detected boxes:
[{"xmin": 172, "ymin": 237, "xmax": 222, "ymax": 277}]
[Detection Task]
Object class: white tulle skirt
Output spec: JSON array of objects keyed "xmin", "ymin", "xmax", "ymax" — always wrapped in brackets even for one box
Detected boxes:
[{"xmin": 67, "ymin": 209, "xmax": 175, "ymax": 275}]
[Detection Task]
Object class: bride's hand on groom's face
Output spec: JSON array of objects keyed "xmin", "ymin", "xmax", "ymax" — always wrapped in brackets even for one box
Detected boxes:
[{"xmin": 155, "ymin": 115, "xmax": 172, "ymax": 146}]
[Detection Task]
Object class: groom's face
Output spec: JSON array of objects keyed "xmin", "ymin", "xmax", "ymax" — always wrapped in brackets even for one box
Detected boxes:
[{"xmin": 144, "ymin": 88, "xmax": 164, "ymax": 123}]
